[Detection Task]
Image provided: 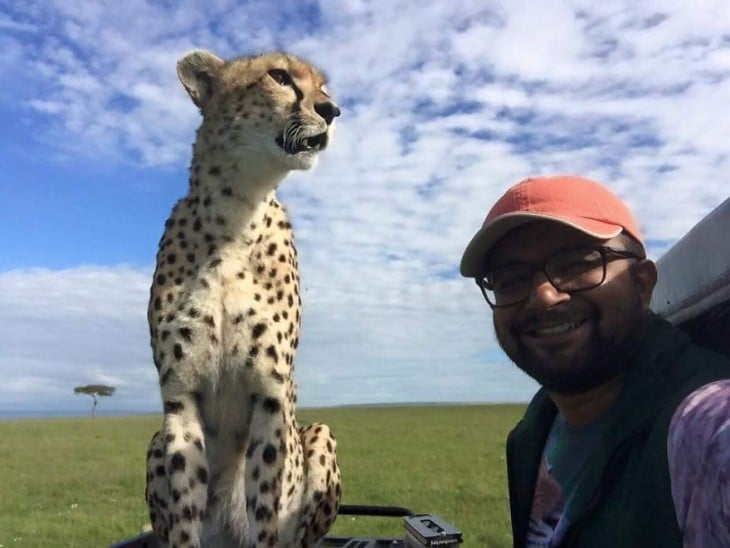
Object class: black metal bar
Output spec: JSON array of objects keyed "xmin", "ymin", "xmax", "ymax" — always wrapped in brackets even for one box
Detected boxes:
[{"xmin": 336, "ymin": 504, "xmax": 416, "ymax": 517}]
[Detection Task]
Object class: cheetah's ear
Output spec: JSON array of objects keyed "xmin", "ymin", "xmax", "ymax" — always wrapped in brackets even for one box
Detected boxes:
[{"xmin": 177, "ymin": 50, "xmax": 225, "ymax": 110}]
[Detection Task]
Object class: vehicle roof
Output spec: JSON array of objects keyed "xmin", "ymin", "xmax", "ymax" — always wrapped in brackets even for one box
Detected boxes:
[{"xmin": 651, "ymin": 196, "xmax": 730, "ymax": 357}]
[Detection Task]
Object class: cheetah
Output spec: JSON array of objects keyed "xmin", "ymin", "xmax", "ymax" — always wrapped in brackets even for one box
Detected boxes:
[{"xmin": 144, "ymin": 49, "xmax": 342, "ymax": 548}]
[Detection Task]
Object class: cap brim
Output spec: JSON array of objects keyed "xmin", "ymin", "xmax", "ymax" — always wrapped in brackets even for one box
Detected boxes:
[{"xmin": 459, "ymin": 212, "xmax": 624, "ymax": 277}]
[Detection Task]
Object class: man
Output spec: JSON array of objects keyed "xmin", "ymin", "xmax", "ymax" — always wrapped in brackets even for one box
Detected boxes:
[{"xmin": 459, "ymin": 175, "xmax": 730, "ymax": 547}]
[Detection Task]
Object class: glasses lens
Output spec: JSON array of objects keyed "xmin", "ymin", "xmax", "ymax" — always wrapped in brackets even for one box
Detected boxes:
[
  {"xmin": 546, "ymin": 248, "xmax": 605, "ymax": 291},
  {"xmin": 483, "ymin": 265, "xmax": 534, "ymax": 306}
]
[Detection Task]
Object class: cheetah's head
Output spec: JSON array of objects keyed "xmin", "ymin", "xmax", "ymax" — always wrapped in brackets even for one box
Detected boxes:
[{"xmin": 177, "ymin": 50, "xmax": 339, "ymax": 175}]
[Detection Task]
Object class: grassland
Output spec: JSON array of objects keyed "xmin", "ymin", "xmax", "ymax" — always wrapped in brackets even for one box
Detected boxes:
[{"xmin": 0, "ymin": 404, "xmax": 525, "ymax": 547}]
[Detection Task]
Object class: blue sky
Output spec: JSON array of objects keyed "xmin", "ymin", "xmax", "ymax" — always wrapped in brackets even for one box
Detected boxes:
[{"xmin": 1, "ymin": 1, "xmax": 729, "ymax": 416}]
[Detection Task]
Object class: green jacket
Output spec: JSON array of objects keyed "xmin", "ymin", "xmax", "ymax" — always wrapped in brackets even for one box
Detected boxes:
[{"xmin": 506, "ymin": 314, "xmax": 730, "ymax": 548}]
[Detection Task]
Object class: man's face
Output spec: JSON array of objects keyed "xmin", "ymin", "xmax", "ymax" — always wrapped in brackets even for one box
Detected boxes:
[{"xmin": 486, "ymin": 221, "xmax": 657, "ymax": 394}]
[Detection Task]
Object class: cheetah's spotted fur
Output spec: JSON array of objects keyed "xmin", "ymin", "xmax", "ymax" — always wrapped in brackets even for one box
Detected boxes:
[{"xmin": 144, "ymin": 49, "xmax": 341, "ymax": 548}]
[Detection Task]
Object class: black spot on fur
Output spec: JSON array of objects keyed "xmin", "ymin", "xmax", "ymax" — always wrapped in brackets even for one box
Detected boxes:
[
  {"xmin": 173, "ymin": 344, "xmax": 184, "ymax": 360},
  {"xmin": 178, "ymin": 327, "xmax": 193, "ymax": 342},
  {"xmin": 252, "ymin": 323, "xmax": 267, "ymax": 338},
  {"xmin": 246, "ymin": 439, "xmax": 261, "ymax": 459},
  {"xmin": 263, "ymin": 397, "xmax": 281, "ymax": 414},
  {"xmin": 262, "ymin": 444, "xmax": 277, "ymax": 464},
  {"xmin": 170, "ymin": 452, "xmax": 186, "ymax": 472},
  {"xmin": 266, "ymin": 345, "xmax": 278, "ymax": 363},
  {"xmin": 164, "ymin": 400, "xmax": 184, "ymax": 414}
]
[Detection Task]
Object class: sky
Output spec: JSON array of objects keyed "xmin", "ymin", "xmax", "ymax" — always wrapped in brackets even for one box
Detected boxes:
[{"xmin": 1, "ymin": 0, "xmax": 729, "ymax": 416}]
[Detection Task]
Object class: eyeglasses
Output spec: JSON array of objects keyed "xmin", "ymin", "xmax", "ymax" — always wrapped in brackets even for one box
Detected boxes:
[{"xmin": 476, "ymin": 246, "xmax": 641, "ymax": 309}]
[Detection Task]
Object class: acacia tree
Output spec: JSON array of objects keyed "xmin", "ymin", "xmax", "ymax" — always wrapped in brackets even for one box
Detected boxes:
[{"xmin": 74, "ymin": 384, "xmax": 116, "ymax": 418}]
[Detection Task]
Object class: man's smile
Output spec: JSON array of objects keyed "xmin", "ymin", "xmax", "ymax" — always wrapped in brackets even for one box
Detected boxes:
[{"xmin": 519, "ymin": 317, "xmax": 593, "ymax": 354}]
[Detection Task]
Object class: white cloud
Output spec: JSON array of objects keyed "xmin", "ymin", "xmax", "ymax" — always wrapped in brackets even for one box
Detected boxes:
[
  {"xmin": 1, "ymin": 0, "xmax": 729, "ymax": 413},
  {"xmin": 0, "ymin": 267, "xmax": 159, "ymax": 412},
  {"xmin": 0, "ymin": 264, "xmax": 535, "ymax": 413}
]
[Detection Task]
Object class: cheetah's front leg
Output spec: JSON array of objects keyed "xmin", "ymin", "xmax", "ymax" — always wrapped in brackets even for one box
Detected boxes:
[
  {"xmin": 145, "ymin": 429, "xmax": 171, "ymax": 543},
  {"xmin": 297, "ymin": 423, "xmax": 342, "ymax": 547},
  {"xmin": 155, "ymin": 393, "xmax": 208, "ymax": 548},
  {"xmin": 237, "ymin": 394, "xmax": 291, "ymax": 547}
]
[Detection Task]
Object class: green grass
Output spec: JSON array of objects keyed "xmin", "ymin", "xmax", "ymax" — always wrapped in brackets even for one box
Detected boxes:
[{"xmin": 0, "ymin": 404, "xmax": 525, "ymax": 547}]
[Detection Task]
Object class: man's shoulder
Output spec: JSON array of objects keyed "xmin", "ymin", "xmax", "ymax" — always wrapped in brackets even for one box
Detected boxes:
[
  {"xmin": 645, "ymin": 315, "xmax": 730, "ymax": 388},
  {"xmin": 665, "ymin": 339, "xmax": 730, "ymax": 391},
  {"xmin": 506, "ymin": 389, "xmax": 559, "ymax": 460}
]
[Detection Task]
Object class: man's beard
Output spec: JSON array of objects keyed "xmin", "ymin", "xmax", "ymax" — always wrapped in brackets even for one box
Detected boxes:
[{"xmin": 496, "ymin": 300, "xmax": 647, "ymax": 394}]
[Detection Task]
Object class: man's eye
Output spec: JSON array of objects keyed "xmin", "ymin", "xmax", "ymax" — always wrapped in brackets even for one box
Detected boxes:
[
  {"xmin": 491, "ymin": 271, "xmax": 530, "ymax": 291},
  {"xmin": 268, "ymin": 69, "xmax": 292, "ymax": 86},
  {"xmin": 555, "ymin": 260, "xmax": 586, "ymax": 274},
  {"xmin": 553, "ymin": 257, "xmax": 601, "ymax": 277}
]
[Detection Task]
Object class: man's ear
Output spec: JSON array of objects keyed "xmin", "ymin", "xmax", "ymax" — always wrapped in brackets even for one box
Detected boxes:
[{"xmin": 633, "ymin": 259, "xmax": 658, "ymax": 309}]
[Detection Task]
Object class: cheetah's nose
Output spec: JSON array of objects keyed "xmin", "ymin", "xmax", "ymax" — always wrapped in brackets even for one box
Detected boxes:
[{"xmin": 315, "ymin": 101, "xmax": 341, "ymax": 125}]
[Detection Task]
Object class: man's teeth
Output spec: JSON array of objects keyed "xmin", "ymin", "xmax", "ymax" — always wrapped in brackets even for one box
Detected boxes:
[{"xmin": 530, "ymin": 320, "xmax": 584, "ymax": 336}]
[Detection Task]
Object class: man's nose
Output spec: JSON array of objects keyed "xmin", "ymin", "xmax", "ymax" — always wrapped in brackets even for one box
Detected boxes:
[{"xmin": 526, "ymin": 272, "xmax": 571, "ymax": 308}]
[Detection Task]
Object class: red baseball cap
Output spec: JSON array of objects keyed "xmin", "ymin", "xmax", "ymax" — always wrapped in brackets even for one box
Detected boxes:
[{"xmin": 460, "ymin": 175, "xmax": 644, "ymax": 277}]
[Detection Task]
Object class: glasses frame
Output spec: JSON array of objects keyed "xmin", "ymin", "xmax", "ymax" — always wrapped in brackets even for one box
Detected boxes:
[{"xmin": 476, "ymin": 246, "xmax": 641, "ymax": 309}]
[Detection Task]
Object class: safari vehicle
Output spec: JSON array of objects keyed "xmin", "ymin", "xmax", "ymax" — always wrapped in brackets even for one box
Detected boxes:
[
  {"xmin": 111, "ymin": 505, "xmax": 463, "ymax": 547},
  {"xmin": 112, "ymin": 197, "xmax": 729, "ymax": 548}
]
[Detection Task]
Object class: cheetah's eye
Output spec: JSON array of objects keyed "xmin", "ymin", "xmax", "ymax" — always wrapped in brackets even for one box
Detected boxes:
[{"xmin": 268, "ymin": 69, "xmax": 292, "ymax": 86}]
